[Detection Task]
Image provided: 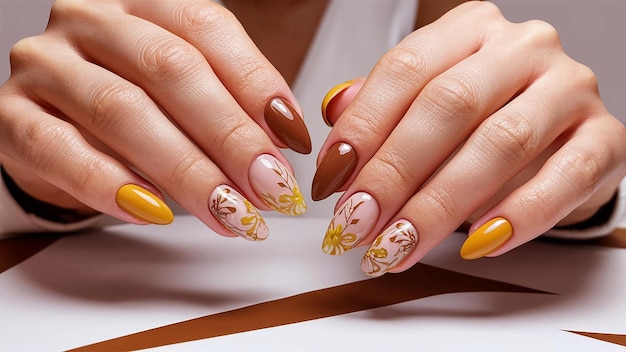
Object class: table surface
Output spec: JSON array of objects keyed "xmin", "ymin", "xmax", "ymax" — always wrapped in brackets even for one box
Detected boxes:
[{"xmin": 1, "ymin": 215, "xmax": 625, "ymax": 351}]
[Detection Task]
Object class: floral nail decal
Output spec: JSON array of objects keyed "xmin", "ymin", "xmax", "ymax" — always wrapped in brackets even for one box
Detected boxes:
[
  {"xmin": 210, "ymin": 185, "xmax": 269, "ymax": 241},
  {"xmin": 361, "ymin": 220, "xmax": 418, "ymax": 277},
  {"xmin": 249, "ymin": 154, "xmax": 306, "ymax": 216},
  {"xmin": 322, "ymin": 192, "xmax": 379, "ymax": 255}
]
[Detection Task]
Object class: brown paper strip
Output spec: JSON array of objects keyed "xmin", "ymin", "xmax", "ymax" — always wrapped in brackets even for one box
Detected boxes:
[
  {"xmin": 68, "ymin": 263, "xmax": 551, "ymax": 352},
  {"xmin": 590, "ymin": 228, "xmax": 626, "ymax": 249},
  {"xmin": 567, "ymin": 331, "xmax": 626, "ymax": 346},
  {"xmin": 0, "ymin": 234, "xmax": 60, "ymax": 274}
]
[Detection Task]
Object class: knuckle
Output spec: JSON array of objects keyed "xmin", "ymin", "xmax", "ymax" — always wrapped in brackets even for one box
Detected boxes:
[
  {"xmin": 140, "ymin": 37, "xmax": 203, "ymax": 83},
  {"xmin": 421, "ymin": 185, "xmax": 460, "ymax": 223},
  {"xmin": 9, "ymin": 37, "xmax": 44, "ymax": 70},
  {"xmin": 90, "ymin": 81, "xmax": 146, "ymax": 132},
  {"xmin": 480, "ymin": 114, "xmax": 536, "ymax": 164},
  {"xmin": 209, "ymin": 118, "xmax": 251, "ymax": 152},
  {"xmin": 421, "ymin": 74, "xmax": 479, "ymax": 118},
  {"xmin": 20, "ymin": 121, "xmax": 73, "ymax": 173},
  {"xmin": 370, "ymin": 150, "xmax": 414, "ymax": 192},
  {"xmin": 232, "ymin": 58, "xmax": 279, "ymax": 97},
  {"xmin": 178, "ymin": 1, "xmax": 235, "ymax": 35},
  {"xmin": 378, "ymin": 46, "xmax": 428, "ymax": 83},
  {"xmin": 570, "ymin": 62, "xmax": 599, "ymax": 93},
  {"xmin": 166, "ymin": 148, "xmax": 204, "ymax": 189},
  {"xmin": 519, "ymin": 19, "xmax": 560, "ymax": 48},
  {"xmin": 463, "ymin": 1, "xmax": 503, "ymax": 20},
  {"xmin": 555, "ymin": 149, "xmax": 602, "ymax": 198}
]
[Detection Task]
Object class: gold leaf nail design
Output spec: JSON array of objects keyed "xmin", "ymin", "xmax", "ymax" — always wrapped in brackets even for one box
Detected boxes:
[
  {"xmin": 322, "ymin": 193, "xmax": 379, "ymax": 255},
  {"xmin": 251, "ymin": 155, "xmax": 306, "ymax": 216},
  {"xmin": 210, "ymin": 185, "xmax": 269, "ymax": 241},
  {"xmin": 361, "ymin": 220, "xmax": 418, "ymax": 277}
]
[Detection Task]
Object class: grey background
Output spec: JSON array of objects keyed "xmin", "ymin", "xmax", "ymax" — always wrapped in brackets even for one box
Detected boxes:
[{"xmin": 1, "ymin": 0, "xmax": 625, "ymax": 123}]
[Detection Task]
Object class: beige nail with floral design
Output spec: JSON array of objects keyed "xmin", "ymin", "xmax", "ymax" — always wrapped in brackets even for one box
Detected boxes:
[
  {"xmin": 209, "ymin": 185, "xmax": 269, "ymax": 241},
  {"xmin": 322, "ymin": 192, "xmax": 379, "ymax": 255},
  {"xmin": 361, "ymin": 220, "xmax": 418, "ymax": 278},
  {"xmin": 249, "ymin": 154, "xmax": 306, "ymax": 216}
]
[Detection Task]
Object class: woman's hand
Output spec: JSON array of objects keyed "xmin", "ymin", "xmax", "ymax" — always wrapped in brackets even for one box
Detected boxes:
[
  {"xmin": 0, "ymin": 0, "xmax": 310, "ymax": 239},
  {"xmin": 315, "ymin": 1, "xmax": 626, "ymax": 276}
]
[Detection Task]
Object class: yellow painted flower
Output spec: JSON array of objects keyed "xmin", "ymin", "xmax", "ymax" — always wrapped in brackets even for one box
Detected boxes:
[{"xmin": 322, "ymin": 223, "xmax": 357, "ymax": 255}]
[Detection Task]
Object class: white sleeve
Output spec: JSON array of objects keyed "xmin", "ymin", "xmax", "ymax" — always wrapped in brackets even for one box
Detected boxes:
[
  {"xmin": 545, "ymin": 177, "xmax": 626, "ymax": 240},
  {"xmin": 0, "ymin": 168, "xmax": 120, "ymax": 238}
]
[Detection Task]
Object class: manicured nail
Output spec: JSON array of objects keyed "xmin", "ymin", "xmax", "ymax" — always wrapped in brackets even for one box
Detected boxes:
[
  {"xmin": 321, "ymin": 80, "xmax": 355, "ymax": 127},
  {"xmin": 460, "ymin": 217, "xmax": 513, "ymax": 260},
  {"xmin": 322, "ymin": 192, "xmax": 379, "ymax": 255},
  {"xmin": 361, "ymin": 220, "xmax": 418, "ymax": 278},
  {"xmin": 249, "ymin": 154, "xmax": 306, "ymax": 216},
  {"xmin": 265, "ymin": 97, "xmax": 312, "ymax": 154},
  {"xmin": 115, "ymin": 184, "xmax": 173, "ymax": 225},
  {"xmin": 311, "ymin": 142, "xmax": 357, "ymax": 201},
  {"xmin": 209, "ymin": 185, "xmax": 269, "ymax": 241}
]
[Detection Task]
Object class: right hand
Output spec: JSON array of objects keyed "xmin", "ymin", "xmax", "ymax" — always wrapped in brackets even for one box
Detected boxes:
[{"xmin": 0, "ymin": 0, "xmax": 310, "ymax": 240}]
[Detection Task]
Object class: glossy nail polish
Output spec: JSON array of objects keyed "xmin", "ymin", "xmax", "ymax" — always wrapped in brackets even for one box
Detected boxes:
[
  {"xmin": 322, "ymin": 192, "xmax": 379, "ymax": 255},
  {"xmin": 115, "ymin": 184, "xmax": 173, "ymax": 225},
  {"xmin": 249, "ymin": 154, "xmax": 306, "ymax": 216},
  {"xmin": 209, "ymin": 185, "xmax": 269, "ymax": 241},
  {"xmin": 460, "ymin": 217, "xmax": 513, "ymax": 260},
  {"xmin": 311, "ymin": 142, "xmax": 357, "ymax": 201},
  {"xmin": 321, "ymin": 80, "xmax": 355, "ymax": 127},
  {"xmin": 361, "ymin": 220, "xmax": 418, "ymax": 278},
  {"xmin": 265, "ymin": 97, "xmax": 312, "ymax": 154}
]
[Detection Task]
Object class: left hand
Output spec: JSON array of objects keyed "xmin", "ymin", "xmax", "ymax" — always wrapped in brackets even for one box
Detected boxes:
[{"xmin": 313, "ymin": 1, "xmax": 626, "ymax": 277}]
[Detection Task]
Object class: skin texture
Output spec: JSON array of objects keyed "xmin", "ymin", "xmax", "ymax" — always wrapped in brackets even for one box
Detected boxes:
[{"xmin": 0, "ymin": 1, "xmax": 624, "ymax": 274}]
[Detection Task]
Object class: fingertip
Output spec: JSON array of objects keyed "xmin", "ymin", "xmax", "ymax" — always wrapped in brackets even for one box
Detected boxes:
[{"xmin": 321, "ymin": 78, "xmax": 365, "ymax": 127}]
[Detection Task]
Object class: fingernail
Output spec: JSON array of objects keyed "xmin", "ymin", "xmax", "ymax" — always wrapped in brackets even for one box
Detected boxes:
[
  {"xmin": 321, "ymin": 80, "xmax": 355, "ymax": 127},
  {"xmin": 460, "ymin": 217, "xmax": 513, "ymax": 260},
  {"xmin": 311, "ymin": 142, "xmax": 357, "ymax": 201},
  {"xmin": 209, "ymin": 185, "xmax": 269, "ymax": 241},
  {"xmin": 265, "ymin": 97, "xmax": 312, "ymax": 154},
  {"xmin": 249, "ymin": 154, "xmax": 306, "ymax": 216},
  {"xmin": 115, "ymin": 184, "xmax": 173, "ymax": 225},
  {"xmin": 361, "ymin": 220, "xmax": 418, "ymax": 278},
  {"xmin": 322, "ymin": 192, "xmax": 379, "ymax": 255}
]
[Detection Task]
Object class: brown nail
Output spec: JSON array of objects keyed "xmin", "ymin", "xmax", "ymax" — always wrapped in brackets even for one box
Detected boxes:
[
  {"xmin": 311, "ymin": 142, "xmax": 357, "ymax": 201},
  {"xmin": 265, "ymin": 97, "xmax": 312, "ymax": 154}
]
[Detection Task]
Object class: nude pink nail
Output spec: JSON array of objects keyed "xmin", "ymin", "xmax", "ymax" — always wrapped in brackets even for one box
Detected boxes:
[
  {"xmin": 361, "ymin": 220, "xmax": 418, "ymax": 277},
  {"xmin": 249, "ymin": 154, "xmax": 306, "ymax": 216},
  {"xmin": 322, "ymin": 192, "xmax": 379, "ymax": 255},
  {"xmin": 209, "ymin": 185, "xmax": 269, "ymax": 241}
]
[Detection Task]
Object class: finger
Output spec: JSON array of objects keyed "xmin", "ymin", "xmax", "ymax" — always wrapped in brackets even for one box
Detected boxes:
[
  {"xmin": 0, "ymin": 93, "xmax": 173, "ymax": 226},
  {"xmin": 321, "ymin": 78, "xmax": 365, "ymax": 127},
  {"xmin": 66, "ymin": 8, "xmax": 306, "ymax": 216},
  {"xmin": 13, "ymin": 37, "xmax": 277, "ymax": 240},
  {"xmin": 462, "ymin": 117, "xmax": 626, "ymax": 260},
  {"xmin": 51, "ymin": 0, "xmax": 310, "ymax": 154},
  {"xmin": 321, "ymin": 13, "xmax": 547, "ymax": 258},
  {"xmin": 312, "ymin": 2, "xmax": 503, "ymax": 201},
  {"xmin": 362, "ymin": 59, "xmax": 600, "ymax": 275}
]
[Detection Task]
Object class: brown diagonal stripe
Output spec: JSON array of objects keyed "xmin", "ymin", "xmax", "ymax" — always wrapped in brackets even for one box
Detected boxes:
[
  {"xmin": 68, "ymin": 263, "xmax": 551, "ymax": 352},
  {"xmin": 566, "ymin": 331, "xmax": 626, "ymax": 346},
  {"xmin": 0, "ymin": 234, "xmax": 60, "ymax": 274},
  {"xmin": 590, "ymin": 228, "xmax": 626, "ymax": 249}
]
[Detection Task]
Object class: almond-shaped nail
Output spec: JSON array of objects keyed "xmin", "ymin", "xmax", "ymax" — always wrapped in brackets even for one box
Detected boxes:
[
  {"xmin": 361, "ymin": 220, "xmax": 418, "ymax": 278},
  {"xmin": 209, "ymin": 185, "xmax": 269, "ymax": 241},
  {"xmin": 311, "ymin": 142, "xmax": 357, "ymax": 201},
  {"xmin": 115, "ymin": 184, "xmax": 173, "ymax": 225},
  {"xmin": 460, "ymin": 217, "xmax": 513, "ymax": 260},
  {"xmin": 249, "ymin": 154, "xmax": 306, "ymax": 216},
  {"xmin": 321, "ymin": 80, "xmax": 355, "ymax": 127},
  {"xmin": 322, "ymin": 192, "xmax": 379, "ymax": 255},
  {"xmin": 265, "ymin": 97, "xmax": 312, "ymax": 154}
]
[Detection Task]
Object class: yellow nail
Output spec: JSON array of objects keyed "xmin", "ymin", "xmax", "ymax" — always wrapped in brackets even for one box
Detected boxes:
[
  {"xmin": 460, "ymin": 217, "xmax": 513, "ymax": 260},
  {"xmin": 116, "ymin": 184, "xmax": 174, "ymax": 225},
  {"xmin": 321, "ymin": 80, "xmax": 355, "ymax": 127}
]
